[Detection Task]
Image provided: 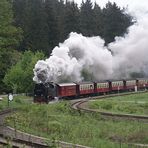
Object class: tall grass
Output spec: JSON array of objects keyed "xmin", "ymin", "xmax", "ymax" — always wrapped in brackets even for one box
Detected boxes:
[
  {"xmin": 89, "ymin": 92, "xmax": 148, "ymax": 115},
  {"xmin": 2, "ymin": 96, "xmax": 148, "ymax": 147}
]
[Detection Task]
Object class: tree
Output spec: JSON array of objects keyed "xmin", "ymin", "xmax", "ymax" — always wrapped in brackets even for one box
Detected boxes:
[
  {"xmin": 102, "ymin": 2, "xmax": 133, "ymax": 44},
  {"xmin": 13, "ymin": 0, "xmax": 49, "ymax": 54},
  {"xmin": 92, "ymin": 2, "xmax": 103, "ymax": 36},
  {"xmin": 0, "ymin": 0, "xmax": 22, "ymax": 49},
  {"xmin": 80, "ymin": 0, "xmax": 94, "ymax": 36},
  {"xmin": 4, "ymin": 51, "xmax": 45, "ymax": 93},
  {"xmin": 26, "ymin": 0, "xmax": 49, "ymax": 53},
  {"xmin": 0, "ymin": 0, "xmax": 22, "ymax": 93},
  {"xmin": 11, "ymin": 0, "xmax": 133, "ymax": 53},
  {"xmin": 56, "ymin": 0, "xmax": 66, "ymax": 42},
  {"xmin": 64, "ymin": 1, "xmax": 80, "ymax": 37},
  {"xmin": 45, "ymin": 0, "xmax": 60, "ymax": 54}
]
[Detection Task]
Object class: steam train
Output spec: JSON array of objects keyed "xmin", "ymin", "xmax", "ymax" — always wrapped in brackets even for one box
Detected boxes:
[{"xmin": 34, "ymin": 78, "xmax": 148, "ymax": 103}]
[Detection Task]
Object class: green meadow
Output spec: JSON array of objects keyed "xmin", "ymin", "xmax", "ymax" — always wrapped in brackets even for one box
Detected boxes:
[{"xmin": 0, "ymin": 95, "xmax": 147, "ymax": 147}]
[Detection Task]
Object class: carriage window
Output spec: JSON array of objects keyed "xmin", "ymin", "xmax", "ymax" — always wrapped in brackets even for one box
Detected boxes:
[
  {"xmin": 105, "ymin": 83, "xmax": 107, "ymax": 88},
  {"xmin": 90, "ymin": 85, "xmax": 93, "ymax": 89},
  {"xmin": 85, "ymin": 85, "xmax": 87, "ymax": 90},
  {"xmin": 101, "ymin": 84, "xmax": 103, "ymax": 88},
  {"xmin": 82, "ymin": 85, "xmax": 84, "ymax": 90},
  {"xmin": 104, "ymin": 83, "xmax": 106, "ymax": 88}
]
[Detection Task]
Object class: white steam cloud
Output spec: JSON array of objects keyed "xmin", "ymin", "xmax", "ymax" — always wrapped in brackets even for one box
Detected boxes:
[
  {"xmin": 110, "ymin": 13, "xmax": 148, "ymax": 78},
  {"xmin": 33, "ymin": 33, "xmax": 113, "ymax": 83},
  {"xmin": 33, "ymin": 13, "xmax": 148, "ymax": 83}
]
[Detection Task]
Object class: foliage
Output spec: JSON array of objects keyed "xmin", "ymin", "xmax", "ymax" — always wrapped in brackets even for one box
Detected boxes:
[
  {"xmin": 102, "ymin": 2, "xmax": 133, "ymax": 44},
  {"xmin": 81, "ymin": 68, "xmax": 95, "ymax": 81},
  {"xmin": 3, "ymin": 50, "xmax": 45, "ymax": 93},
  {"xmin": 80, "ymin": 0, "xmax": 94, "ymax": 36},
  {"xmin": 0, "ymin": 49, "xmax": 22, "ymax": 93},
  {"xmin": 0, "ymin": 0, "xmax": 22, "ymax": 93},
  {"xmin": 0, "ymin": 0, "xmax": 22, "ymax": 49},
  {"xmin": 93, "ymin": 2, "xmax": 103, "ymax": 36},
  {"xmin": 64, "ymin": 1, "xmax": 80, "ymax": 37},
  {"xmin": 130, "ymin": 72, "xmax": 145, "ymax": 78},
  {"xmin": 45, "ymin": 0, "xmax": 60, "ymax": 51},
  {"xmin": 12, "ymin": 0, "xmax": 133, "ymax": 53}
]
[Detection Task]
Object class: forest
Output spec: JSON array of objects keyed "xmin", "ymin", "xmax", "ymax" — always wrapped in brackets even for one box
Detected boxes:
[{"xmin": 0, "ymin": 0, "xmax": 133, "ymax": 94}]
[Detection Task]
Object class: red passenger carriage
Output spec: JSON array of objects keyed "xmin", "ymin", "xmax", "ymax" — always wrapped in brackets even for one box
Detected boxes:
[
  {"xmin": 137, "ymin": 78, "xmax": 148, "ymax": 89},
  {"xmin": 77, "ymin": 82, "xmax": 94, "ymax": 95},
  {"xmin": 125, "ymin": 79, "xmax": 137, "ymax": 90},
  {"xmin": 110, "ymin": 80, "xmax": 125, "ymax": 91},
  {"xmin": 95, "ymin": 81, "xmax": 110, "ymax": 94},
  {"xmin": 57, "ymin": 83, "xmax": 77, "ymax": 98}
]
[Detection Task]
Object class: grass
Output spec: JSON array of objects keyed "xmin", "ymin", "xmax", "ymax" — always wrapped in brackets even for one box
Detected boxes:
[
  {"xmin": 0, "ymin": 95, "xmax": 147, "ymax": 147},
  {"xmin": 0, "ymin": 95, "xmax": 32, "ymax": 111},
  {"xmin": 89, "ymin": 92, "xmax": 148, "ymax": 115}
]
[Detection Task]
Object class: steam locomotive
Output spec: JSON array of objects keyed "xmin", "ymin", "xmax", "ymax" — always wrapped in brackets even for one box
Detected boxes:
[{"xmin": 34, "ymin": 78, "xmax": 148, "ymax": 103}]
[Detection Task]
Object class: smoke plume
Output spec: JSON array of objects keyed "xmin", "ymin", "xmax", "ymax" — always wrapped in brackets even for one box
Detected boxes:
[
  {"xmin": 33, "ymin": 13, "xmax": 148, "ymax": 83},
  {"xmin": 33, "ymin": 33, "xmax": 113, "ymax": 83},
  {"xmin": 110, "ymin": 13, "xmax": 148, "ymax": 78}
]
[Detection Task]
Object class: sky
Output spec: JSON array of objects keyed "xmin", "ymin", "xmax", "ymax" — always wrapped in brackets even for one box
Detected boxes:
[
  {"xmin": 70, "ymin": 0, "xmax": 148, "ymax": 8},
  {"xmin": 69, "ymin": 0, "xmax": 148, "ymax": 17}
]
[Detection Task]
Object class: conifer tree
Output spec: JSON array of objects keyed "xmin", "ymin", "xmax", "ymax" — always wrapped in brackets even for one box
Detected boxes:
[
  {"xmin": 102, "ymin": 2, "xmax": 133, "ymax": 44},
  {"xmin": 64, "ymin": 1, "xmax": 80, "ymax": 37},
  {"xmin": 45, "ymin": 0, "xmax": 59, "ymax": 54},
  {"xmin": 93, "ymin": 2, "xmax": 103, "ymax": 36},
  {"xmin": 13, "ymin": 0, "xmax": 49, "ymax": 54},
  {"xmin": 80, "ymin": 0, "xmax": 94, "ymax": 36}
]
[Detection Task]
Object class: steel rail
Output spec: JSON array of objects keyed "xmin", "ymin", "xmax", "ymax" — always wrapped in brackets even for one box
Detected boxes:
[
  {"xmin": 0, "ymin": 108, "xmax": 91, "ymax": 148},
  {"xmin": 71, "ymin": 95, "xmax": 148, "ymax": 122}
]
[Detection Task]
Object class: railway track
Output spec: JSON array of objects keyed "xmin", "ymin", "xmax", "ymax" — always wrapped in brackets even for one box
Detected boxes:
[
  {"xmin": 0, "ymin": 108, "xmax": 91, "ymax": 148},
  {"xmin": 71, "ymin": 93, "xmax": 148, "ymax": 147},
  {"xmin": 0, "ymin": 91, "xmax": 147, "ymax": 147},
  {"xmin": 0, "ymin": 108, "xmax": 49, "ymax": 147},
  {"xmin": 0, "ymin": 135, "xmax": 49, "ymax": 148},
  {"xmin": 71, "ymin": 100, "xmax": 148, "ymax": 122},
  {"xmin": 71, "ymin": 92, "xmax": 148, "ymax": 122}
]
